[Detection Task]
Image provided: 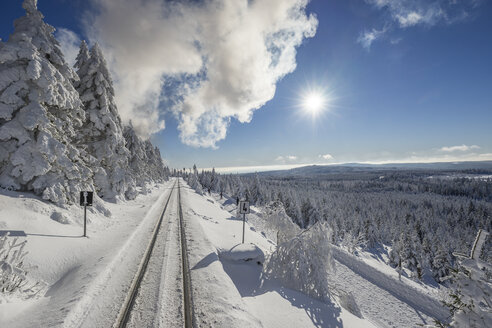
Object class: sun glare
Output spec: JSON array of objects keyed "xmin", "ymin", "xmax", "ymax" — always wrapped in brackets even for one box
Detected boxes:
[{"xmin": 302, "ymin": 91, "xmax": 327, "ymax": 116}]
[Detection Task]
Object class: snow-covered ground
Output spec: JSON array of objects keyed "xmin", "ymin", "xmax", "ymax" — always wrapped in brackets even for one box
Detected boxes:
[
  {"xmin": 185, "ymin": 185, "xmax": 451, "ymax": 328},
  {"xmin": 181, "ymin": 184, "xmax": 376, "ymax": 327},
  {"xmin": 1, "ymin": 178, "xmax": 451, "ymax": 327},
  {"xmin": 0, "ymin": 180, "xmax": 174, "ymax": 327}
]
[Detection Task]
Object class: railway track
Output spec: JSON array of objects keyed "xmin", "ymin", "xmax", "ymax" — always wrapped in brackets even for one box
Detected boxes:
[
  {"xmin": 113, "ymin": 178, "xmax": 194, "ymax": 328},
  {"xmin": 178, "ymin": 179, "xmax": 195, "ymax": 328}
]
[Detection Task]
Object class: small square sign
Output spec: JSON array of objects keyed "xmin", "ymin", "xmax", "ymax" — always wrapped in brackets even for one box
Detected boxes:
[
  {"xmin": 239, "ymin": 201, "xmax": 250, "ymax": 214},
  {"xmin": 80, "ymin": 191, "xmax": 93, "ymax": 206}
]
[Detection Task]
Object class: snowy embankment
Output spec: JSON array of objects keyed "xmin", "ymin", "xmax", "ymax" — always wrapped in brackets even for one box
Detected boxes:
[
  {"xmin": 184, "ymin": 183, "xmax": 452, "ymax": 328},
  {"xmin": 330, "ymin": 248, "xmax": 448, "ymax": 327},
  {"xmin": 0, "ymin": 181, "xmax": 173, "ymax": 328},
  {"xmin": 180, "ymin": 182, "xmax": 374, "ymax": 328}
]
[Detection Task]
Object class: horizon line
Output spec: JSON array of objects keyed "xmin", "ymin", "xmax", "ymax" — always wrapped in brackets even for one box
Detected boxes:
[{"xmin": 200, "ymin": 157, "xmax": 492, "ymax": 174}]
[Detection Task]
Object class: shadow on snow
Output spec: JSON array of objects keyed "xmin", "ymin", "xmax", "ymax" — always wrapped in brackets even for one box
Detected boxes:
[{"xmin": 219, "ymin": 256, "xmax": 344, "ymax": 328}]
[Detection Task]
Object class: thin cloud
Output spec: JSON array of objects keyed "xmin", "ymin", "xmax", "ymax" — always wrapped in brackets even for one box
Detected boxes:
[
  {"xmin": 358, "ymin": 28, "xmax": 386, "ymax": 50},
  {"xmin": 276, "ymin": 155, "xmax": 298, "ymax": 162},
  {"xmin": 85, "ymin": 0, "xmax": 318, "ymax": 146},
  {"xmin": 390, "ymin": 37, "xmax": 403, "ymax": 45},
  {"xmin": 439, "ymin": 144, "xmax": 480, "ymax": 152},
  {"xmin": 361, "ymin": 0, "xmax": 482, "ymax": 48},
  {"xmin": 319, "ymin": 154, "xmax": 334, "ymax": 160}
]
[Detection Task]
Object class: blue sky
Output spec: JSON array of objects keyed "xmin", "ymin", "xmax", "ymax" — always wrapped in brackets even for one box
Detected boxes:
[{"xmin": 1, "ymin": 0, "xmax": 491, "ymax": 172}]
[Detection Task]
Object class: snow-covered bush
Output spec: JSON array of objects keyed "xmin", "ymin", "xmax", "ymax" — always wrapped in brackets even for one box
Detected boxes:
[
  {"xmin": 437, "ymin": 258, "xmax": 492, "ymax": 328},
  {"xmin": 0, "ymin": 235, "xmax": 43, "ymax": 297},
  {"xmin": 264, "ymin": 201, "xmax": 300, "ymax": 244},
  {"xmin": 0, "ymin": 0, "xmax": 94, "ymax": 205},
  {"xmin": 262, "ymin": 222, "xmax": 334, "ymax": 301}
]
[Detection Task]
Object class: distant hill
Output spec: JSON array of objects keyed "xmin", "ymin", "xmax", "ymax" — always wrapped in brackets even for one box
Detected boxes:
[{"xmin": 251, "ymin": 161, "xmax": 492, "ymax": 177}]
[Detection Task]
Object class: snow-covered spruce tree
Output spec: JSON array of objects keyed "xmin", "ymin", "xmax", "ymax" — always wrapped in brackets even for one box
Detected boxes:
[
  {"xmin": 123, "ymin": 122, "xmax": 168, "ymax": 189},
  {"xmin": 0, "ymin": 0, "xmax": 93, "ymax": 205},
  {"xmin": 74, "ymin": 42, "xmax": 136, "ymax": 200},
  {"xmin": 432, "ymin": 245, "xmax": 452, "ymax": 283},
  {"xmin": 143, "ymin": 140, "xmax": 167, "ymax": 182},
  {"xmin": 187, "ymin": 164, "xmax": 203, "ymax": 194},
  {"xmin": 436, "ymin": 258, "xmax": 492, "ymax": 327},
  {"xmin": 123, "ymin": 122, "xmax": 145, "ymax": 185},
  {"xmin": 248, "ymin": 172, "xmax": 263, "ymax": 205}
]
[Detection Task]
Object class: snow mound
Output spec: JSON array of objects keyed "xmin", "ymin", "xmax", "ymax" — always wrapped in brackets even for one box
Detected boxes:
[{"xmin": 219, "ymin": 243, "xmax": 265, "ymax": 263}]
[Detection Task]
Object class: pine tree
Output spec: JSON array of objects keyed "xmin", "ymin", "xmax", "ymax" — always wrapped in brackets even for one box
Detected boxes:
[
  {"xmin": 75, "ymin": 42, "xmax": 135, "ymax": 200},
  {"xmin": 438, "ymin": 258, "xmax": 492, "ymax": 327},
  {"xmin": 187, "ymin": 164, "xmax": 203, "ymax": 194},
  {"xmin": 248, "ymin": 172, "xmax": 263, "ymax": 205},
  {"xmin": 123, "ymin": 122, "xmax": 168, "ymax": 189},
  {"xmin": 0, "ymin": 0, "xmax": 94, "ymax": 205},
  {"xmin": 432, "ymin": 246, "xmax": 451, "ymax": 283}
]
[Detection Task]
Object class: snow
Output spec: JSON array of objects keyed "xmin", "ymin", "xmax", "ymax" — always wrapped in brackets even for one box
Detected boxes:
[
  {"xmin": 0, "ymin": 178, "xmax": 458, "ymax": 327},
  {"xmin": 181, "ymin": 183, "xmax": 376, "ymax": 327},
  {"xmin": 219, "ymin": 243, "xmax": 265, "ymax": 263},
  {"xmin": 0, "ymin": 181, "xmax": 173, "ymax": 327},
  {"xmin": 329, "ymin": 247, "xmax": 448, "ymax": 327},
  {"xmin": 126, "ymin": 184, "xmax": 184, "ymax": 327}
]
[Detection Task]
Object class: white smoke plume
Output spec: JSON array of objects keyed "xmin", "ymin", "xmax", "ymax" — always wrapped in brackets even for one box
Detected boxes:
[{"xmin": 84, "ymin": 0, "xmax": 317, "ymax": 147}]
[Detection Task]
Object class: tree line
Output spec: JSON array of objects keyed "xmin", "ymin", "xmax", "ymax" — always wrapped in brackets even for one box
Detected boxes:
[{"xmin": 0, "ymin": 0, "xmax": 169, "ymax": 205}]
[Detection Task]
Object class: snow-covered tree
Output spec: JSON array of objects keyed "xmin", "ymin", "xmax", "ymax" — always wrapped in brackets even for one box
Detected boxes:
[
  {"xmin": 264, "ymin": 201, "xmax": 301, "ymax": 244},
  {"xmin": 187, "ymin": 164, "xmax": 203, "ymax": 194},
  {"xmin": 123, "ymin": 122, "xmax": 168, "ymax": 188},
  {"xmin": 262, "ymin": 222, "xmax": 334, "ymax": 301},
  {"xmin": 432, "ymin": 245, "xmax": 452, "ymax": 283},
  {"xmin": 437, "ymin": 258, "xmax": 492, "ymax": 327},
  {"xmin": 0, "ymin": 0, "xmax": 94, "ymax": 205},
  {"xmin": 210, "ymin": 168, "xmax": 220, "ymax": 192},
  {"xmin": 248, "ymin": 172, "xmax": 263, "ymax": 205},
  {"xmin": 437, "ymin": 230, "xmax": 492, "ymax": 327},
  {"xmin": 143, "ymin": 140, "xmax": 167, "ymax": 182},
  {"xmin": 75, "ymin": 42, "xmax": 135, "ymax": 200}
]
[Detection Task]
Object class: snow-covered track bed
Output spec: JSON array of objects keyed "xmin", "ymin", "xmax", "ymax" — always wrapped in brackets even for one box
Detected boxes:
[
  {"xmin": 114, "ymin": 180, "xmax": 177, "ymax": 327},
  {"xmin": 116, "ymin": 178, "xmax": 194, "ymax": 328},
  {"xmin": 177, "ymin": 179, "xmax": 195, "ymax": 328}
]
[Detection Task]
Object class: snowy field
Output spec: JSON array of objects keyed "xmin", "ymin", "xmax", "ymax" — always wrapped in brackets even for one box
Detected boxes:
[{"xmin": 0, "ymin": 178, "xmax": 466, "ymax": 327}]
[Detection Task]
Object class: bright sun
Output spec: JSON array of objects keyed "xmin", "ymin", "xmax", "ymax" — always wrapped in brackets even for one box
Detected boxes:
[{"xmin": 302, "ymin": 92, "xmax": 326, "ymax": 114}]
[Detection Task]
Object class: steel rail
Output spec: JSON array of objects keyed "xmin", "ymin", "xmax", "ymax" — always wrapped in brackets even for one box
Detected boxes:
[
  {"xmin": 114, "ymin": 179, "xmax": 177, "ymax": 328},
  {"xmin": 177, "ymin": 178, "xmax": 194, "ymax": 328}
]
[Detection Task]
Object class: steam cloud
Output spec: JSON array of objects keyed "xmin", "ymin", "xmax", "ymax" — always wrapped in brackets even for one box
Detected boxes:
[{"xmin": 84, "ymin": 0, "xmax": 318, "ymax": 147}]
